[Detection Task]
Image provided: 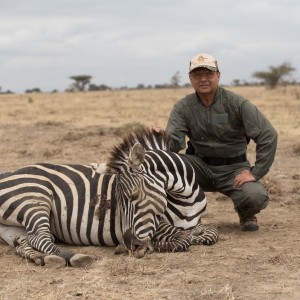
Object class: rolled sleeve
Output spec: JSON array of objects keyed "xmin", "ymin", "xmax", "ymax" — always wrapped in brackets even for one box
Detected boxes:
[{"xmin": 165, "ymin": 104, "xmax": 188, "ymax": 153}]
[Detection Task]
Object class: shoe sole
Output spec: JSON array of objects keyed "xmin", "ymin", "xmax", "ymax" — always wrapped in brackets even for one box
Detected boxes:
[{"xmin": 242, "ymin": 224, "xmax": 259, "ymax": 231}]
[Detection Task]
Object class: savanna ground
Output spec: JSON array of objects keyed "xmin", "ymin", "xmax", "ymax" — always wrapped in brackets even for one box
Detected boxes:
[{"xmin": 0, "ymin": 86, "xmax": 299, "ymax": 300}]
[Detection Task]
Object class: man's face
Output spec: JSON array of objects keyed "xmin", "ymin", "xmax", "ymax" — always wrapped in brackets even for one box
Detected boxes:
[{"xmin": 189, "ymin": 67, "xmax": 220, "ymax": 94}]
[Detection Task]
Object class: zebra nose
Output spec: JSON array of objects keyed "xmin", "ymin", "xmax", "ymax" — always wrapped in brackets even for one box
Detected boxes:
[{"xmin": 123, "ymin": 228, "xmax": 144, "ymax": 251}]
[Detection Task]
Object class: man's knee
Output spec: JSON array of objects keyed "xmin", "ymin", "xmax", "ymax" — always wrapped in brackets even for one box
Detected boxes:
[
  {"xmin": 234, "ymin": 182, "xmax": 269, "ymax": 214},
  {"xmin": 249, "ymin": 190, "xmax": 269, "ymax": 211}
]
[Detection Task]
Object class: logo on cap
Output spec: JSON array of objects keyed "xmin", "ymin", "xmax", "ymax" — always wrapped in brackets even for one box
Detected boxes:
[{"xmin": 197, "ymin": 55, "xmax": 207, "ymax": 63}]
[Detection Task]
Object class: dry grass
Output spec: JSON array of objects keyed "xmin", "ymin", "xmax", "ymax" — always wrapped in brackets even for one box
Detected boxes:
[{"xmin": 0, "ymin": 86, "xmax": 300, "ymax": 300}]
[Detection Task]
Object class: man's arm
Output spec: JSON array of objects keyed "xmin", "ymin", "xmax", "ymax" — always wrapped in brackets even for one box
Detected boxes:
[
  {"xmin": 241, "ymin": 101, "xmax": 278, "ymax": 180},
  {"xmin": 165, "ymin": 104, "xmax": 189, "ymax": 153}
]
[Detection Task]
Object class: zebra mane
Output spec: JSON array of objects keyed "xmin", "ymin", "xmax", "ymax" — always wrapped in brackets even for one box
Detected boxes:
[{"xmin": 106, "ymin": 127, "xmax": 172, "ymax": 172}]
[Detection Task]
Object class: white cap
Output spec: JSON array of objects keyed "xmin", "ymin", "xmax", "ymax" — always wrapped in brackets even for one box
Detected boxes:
[{"xmin": 189, "ymin": 53, "xmax": 219, "ymax": 73}]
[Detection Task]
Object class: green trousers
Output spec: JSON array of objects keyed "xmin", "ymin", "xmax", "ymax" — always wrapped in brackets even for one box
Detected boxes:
[{"xmin": 183, "ymin": 154, "xmax": 269, "ymax": 219}]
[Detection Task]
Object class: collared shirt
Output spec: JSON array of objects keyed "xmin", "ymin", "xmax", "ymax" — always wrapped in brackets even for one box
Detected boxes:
[{"xmin": 165, "ymin": 86, "xmax": 278, "ymax": 180}]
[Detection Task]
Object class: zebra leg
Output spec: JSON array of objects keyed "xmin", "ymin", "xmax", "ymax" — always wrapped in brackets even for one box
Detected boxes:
[
  {"xmin": 188, "ymin": 224, "xmax": 219, "ymax": 246},
  {"xmin": 68, "ymin": 253, "xmax": 96, "ymax": 268},
  {"xmin": 16, "ymin": 235, "xmax": 95, "ymax": 268},
  {"xmin": 114, "ymin": 221, "xmax": 192, "ymax": 257},
  {"xmin": 25, "ymin": 231, "xmax": 95, "ymax": 268},
  {"xmin": 14, "ymin": 236, "xmax": 66, "ymax": 268},
  {"xmin": 0, "ymin": 224, "xmax": 27, "ymax": 247},
  {"xmin": 17, "ymin": 207, "xmax": 96, "ymax": 268},
  {"xmin": 0, "ymin": 222, "xmax": 95, "ymax": 267},
  {"xmin": 20, "ymin": 233, "xmax": 95, "ymax": 267},
  {"xmin": 151, "ymin": 220, "xmax": 192, "ymax": 253},
  {"xmin": 0, "ymin": 224, "xmax": 65, "ymax": 267},
  {"xmin": 114, "ymin": 242, "xmax": 128, "ymax": 255}
]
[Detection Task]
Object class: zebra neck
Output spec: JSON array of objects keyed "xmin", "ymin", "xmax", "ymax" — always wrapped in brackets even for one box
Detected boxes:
[{"xmin": 92, "ymin": 173, "xmax": 122, "ymax": 246}]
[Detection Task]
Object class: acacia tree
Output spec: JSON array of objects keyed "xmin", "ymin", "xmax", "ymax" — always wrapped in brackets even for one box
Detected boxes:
[
  {"xmin": 252, "ymin": 63, "xmax": 295, "ymax": 89},
  {"xmin": 69, "ymin": 75, "xmax": 92, "ymax": 91},
  {"xmin": 170, "ymin": 71, "xmax": 181, "ymax": 88}
]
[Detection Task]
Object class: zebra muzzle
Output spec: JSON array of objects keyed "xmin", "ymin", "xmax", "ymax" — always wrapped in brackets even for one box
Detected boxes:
[{"xmin": 120, "ymin": 229, "xmax": 153, "ymax": 258}]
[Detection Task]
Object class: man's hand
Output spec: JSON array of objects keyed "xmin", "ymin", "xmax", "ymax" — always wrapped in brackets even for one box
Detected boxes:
[
  {"xmin": 151, "ymin": 127, "xmax": 163, "ymax": 134},
  {"xmin": 233, "ymin": 170, "xmax": 256, "ymax": 188}
]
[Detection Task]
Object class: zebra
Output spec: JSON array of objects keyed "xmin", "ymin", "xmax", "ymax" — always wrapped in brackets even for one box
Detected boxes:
[
  {"xmin": 0, "ymin": 172, "xmax": 11, "ymax": 180},
  {"xmin": 0, "ymin": 127, "xmax": 218, "ymax": 267}
]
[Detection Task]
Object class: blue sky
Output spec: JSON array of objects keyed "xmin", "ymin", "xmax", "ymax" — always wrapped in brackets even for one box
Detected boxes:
[{"xmin": 0, "ymin": 0, "xmax": 299, "ymax": 93}]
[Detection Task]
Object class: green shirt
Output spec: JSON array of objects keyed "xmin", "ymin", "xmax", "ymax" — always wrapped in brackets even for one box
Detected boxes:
[{"xmin": 165, "ymin": 86, "xmax": 278, "ymax": 180}]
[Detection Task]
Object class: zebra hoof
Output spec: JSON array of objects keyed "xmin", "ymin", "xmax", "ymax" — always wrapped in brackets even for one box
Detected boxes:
[
  {"xmin": 135, "ymin": 246, "xmax": 154, "ymax": 258},
  {"xmin": 69, "ymin": 254, "xmax": 95, "ymax": 268},
  {"xmin": 42, "ymin": 255, "xmax": 66, "ymax": 268},
  {"xmin": 133, "ymin": 249, "xmax": 146, "ymax": 259},
  {"xmin": 114, "ymin": 244, "xmax": 127, "ymax": 255}
]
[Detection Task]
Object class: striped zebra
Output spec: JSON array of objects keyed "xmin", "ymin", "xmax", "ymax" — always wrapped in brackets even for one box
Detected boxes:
[{"xmin": 0, "ymin": 127, "xmax": 218, "ymax": 267}]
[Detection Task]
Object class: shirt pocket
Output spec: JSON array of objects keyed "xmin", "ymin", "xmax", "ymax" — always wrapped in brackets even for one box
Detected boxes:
[
  {"xmin": 212, "ymin": 113, "xmax": 229, "ymax": 124},
  {"xmin": 211, "ymin": 113, "xmax": 233, "ymax": 140}
]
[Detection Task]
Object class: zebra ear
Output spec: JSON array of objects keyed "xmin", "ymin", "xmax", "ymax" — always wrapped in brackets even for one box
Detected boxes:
[{"xmin": 128, "ymin": 143, "xmax": 145, "ymax": 169}]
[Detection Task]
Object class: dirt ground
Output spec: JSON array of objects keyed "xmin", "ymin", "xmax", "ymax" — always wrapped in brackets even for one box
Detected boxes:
[{"xmin": 0, "ymin": 86, "xmax": 299, "ymax": 300}]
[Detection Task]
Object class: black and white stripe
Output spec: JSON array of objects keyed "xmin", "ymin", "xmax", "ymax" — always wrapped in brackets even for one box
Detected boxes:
[{"xmin": 0, "ymin": 127, "xmax": 217, "ymax": 267}]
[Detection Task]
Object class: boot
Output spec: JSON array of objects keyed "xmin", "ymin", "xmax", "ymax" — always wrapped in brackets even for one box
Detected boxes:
[{"xmin": 239, "ymin": 214, "xmax": 259, "ymax": 231}]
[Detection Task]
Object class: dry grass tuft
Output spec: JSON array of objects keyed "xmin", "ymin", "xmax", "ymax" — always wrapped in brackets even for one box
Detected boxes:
[
  {"xmin": 112, "ymin": 122, "xmax": 144, "ymax": 136},
  {"xmin": 292, "ymin": 143, "xmax": 300, "ymax": 156},
  {"xmin": 43, "ymin": 148, "xmax": 63, "ymax": 158},
  {"xmin": 186, "ymin": 283, "xmax": 235, "ymax": 300},
  {"xmin": 262, "ymin": 177, "xmax": 283, "ymax": 197}
]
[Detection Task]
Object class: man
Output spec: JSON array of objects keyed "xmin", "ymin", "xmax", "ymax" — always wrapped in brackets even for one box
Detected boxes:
[{"xmin": 164, "ymin": 53, "xmax": 278, "ymax": 231}]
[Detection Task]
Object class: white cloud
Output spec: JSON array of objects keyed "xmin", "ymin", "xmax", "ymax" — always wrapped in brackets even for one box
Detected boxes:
[{"xmin": 0, "ymin": 0, "xmax": 299, "ymax": 92}]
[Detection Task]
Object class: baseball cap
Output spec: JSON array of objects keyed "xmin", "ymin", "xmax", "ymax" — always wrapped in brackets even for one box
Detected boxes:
[{"xmin": 189, "ymin": 53, "xmax": 219, "ymax": 73}]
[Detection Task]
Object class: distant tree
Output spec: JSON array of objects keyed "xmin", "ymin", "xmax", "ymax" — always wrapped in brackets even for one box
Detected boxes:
[
  {"xmin": 232, "ymin": 79, "xmax": 241, "ymax": 86},
  {"xmin": 88, "ymin": 83, "xmax": 111, "ymax": 91},
  {"xmin": 252, "ymin": 63, "xmax": 295, "ymax": 89},
  {"xmin": 3, "ymin": 90, "xmax": 14, "ymax": 94},
  {"xmin": 154, "ymin": 83, "xmax": 169, "ymax": 89},
  {"xmin": 69, "ymin": 75, "xmax": 92, "ymax": 91},
  {"xmin": 136, "ymin": 83, "xmax": 146, "ymax": 89},
  {"xmin": 170, "ymin": 71, "xmax": 181, "ymax": 88},
  {"xmin": 182, "ymin": 83, "xmax": 191, "ymax": 88},
  {"xmin": 25, "ymin": 88, "xmax": 42, "ymax": 93}
]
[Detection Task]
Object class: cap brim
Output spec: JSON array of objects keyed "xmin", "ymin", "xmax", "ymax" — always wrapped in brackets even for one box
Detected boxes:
[{"xmin": 189, "ymin": 65, "xmax": 218, "ymax": 73}]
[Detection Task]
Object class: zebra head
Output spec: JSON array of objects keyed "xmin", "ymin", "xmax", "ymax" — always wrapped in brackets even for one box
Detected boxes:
[{"xmin": 107, "ymin": 142, "xmax": 168, "ymax": 258}]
